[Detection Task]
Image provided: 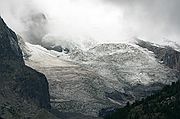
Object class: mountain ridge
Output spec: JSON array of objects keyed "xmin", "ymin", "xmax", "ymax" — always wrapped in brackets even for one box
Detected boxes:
[
  {"xmin": 103, "ymin": 39, "xmax": 180, "ymax": 119},
  {"xmin": 21, "ymin": 35, "xmax": 179, "ymax": 117}
]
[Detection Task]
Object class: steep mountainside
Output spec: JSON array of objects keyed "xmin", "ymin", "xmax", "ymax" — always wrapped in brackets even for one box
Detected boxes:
[
  {"xmin": 104, "ymin": 39, "xmax": 180, "ymax": 119},
  {"xmin": 0, "ymin": 17, "xmax": 54, "ymax": 119},
  {"xmin": 23, "ymin": 35, "xmax": 179, "ymax": 117},
  {"xmin": 136, "ymin": 39, "xmax": 180, "ymax": 71},
  {"xmin": 0, "ymin": 17, "xmax": 23, "ymax": 63},
  {"xmin": 104, "ymin": 78, "xmax": 180, "ymax": 119},
  {"xmin": 69, "ymin": 43, "xmax": 179, "ymax": 101},
  {"xmin": 24, "ymin": 42, "xmax": 116, "ymax": 116}
]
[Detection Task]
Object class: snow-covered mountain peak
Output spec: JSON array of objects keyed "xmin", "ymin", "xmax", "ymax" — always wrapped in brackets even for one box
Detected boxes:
[
  {"xmin": 162, "ymin": 39, "xmax": 180, "ymax": 52},
  {"xmin": 134, "ymin": 38, "xmax": 180, "ymax": 52},
  {"xmin": 18, "ymin": 37, "xmax": 179, "ymax": 116}
]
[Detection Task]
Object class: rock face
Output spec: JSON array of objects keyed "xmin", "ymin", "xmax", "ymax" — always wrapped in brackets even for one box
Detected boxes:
[
  {"xmin": 136, "ymin": 39, "xmax": 180, "ymax": 71},
  {"xmin": 163, "ymin": 49, "xmax": 180, "ymax": 71},
  {"xmin": 0, "ymin": 17, "xmax": 51, "ymax": 118},
  {"xmin": 0, "ymin": 17, "xmax": 23, "ymax": 62}
]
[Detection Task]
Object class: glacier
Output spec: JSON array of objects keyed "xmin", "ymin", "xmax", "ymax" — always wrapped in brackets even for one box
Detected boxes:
[{"xmin": 19, "ymin": 37, "xmax": 179, "ymax": 116}]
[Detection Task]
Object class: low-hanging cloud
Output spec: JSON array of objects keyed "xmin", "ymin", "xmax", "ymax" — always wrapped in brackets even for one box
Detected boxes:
[
  {"xmin": 104, "ymin": 0, "xmax": 180, "ymax": 43},
  {"xmin": 0, "ymin": 0, "xmax": 180, "ymax": 49}
]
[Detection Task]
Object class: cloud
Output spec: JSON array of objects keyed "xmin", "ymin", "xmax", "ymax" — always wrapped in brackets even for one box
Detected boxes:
[
  {"xmin": 104, "ymin": 0, "xmax": 180, "ymax": 43},
  {"xmin": 35, "ymin": 0, "xmax": 125, "ymax": 45},
  {"xmin": 0, "ymin": 0, "xmax": 180, "ymax": 48},
  {"xmin": 0, "ymin": 0, "xmax": 34, "ymax": 31}
]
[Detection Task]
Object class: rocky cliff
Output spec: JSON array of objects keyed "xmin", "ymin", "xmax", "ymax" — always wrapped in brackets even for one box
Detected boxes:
[
  {"xmin": 136, "ymin": 39, "xmax": 180, "ymax": 71},
  {"xmin": 0, "ymin": 16, "xmax": 51, "ymax": 119},
  {"xmin": 0, "ymin": 17, "xmax": 23, "ymax": 62}
]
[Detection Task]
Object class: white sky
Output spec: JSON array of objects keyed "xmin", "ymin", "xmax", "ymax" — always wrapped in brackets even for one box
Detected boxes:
[{"xmin": 0, "ymin": 0, "xmax": 180, "ymax": 47}]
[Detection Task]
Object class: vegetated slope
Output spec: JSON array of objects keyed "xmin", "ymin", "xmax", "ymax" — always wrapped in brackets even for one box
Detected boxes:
[
  {"xmin": 0, "ymin": 17, "xmax": 57, "ymax": 119},
  {"xmin": 104, "ymin": 79, "xmax": 180, "ymax": 119},
  {"xmin": 104, "ymin": 39, "xmax": 180, "ymax": 119}
]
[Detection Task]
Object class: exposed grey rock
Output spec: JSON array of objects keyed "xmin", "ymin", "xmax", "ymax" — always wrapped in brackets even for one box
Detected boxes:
[
  {"xmin": 0, "ymin": 17, "xmax": 23, "ymax": 63},
  {"xmin": 136, "ymin": 39, "xmax": 180, "ymax": 71},
  {"xmin": 17, "ymin": 35, "xmax": 31, "ymax": 59},
  {"xmin": 0, "ymin": 16, "xmax": 52, "ymax": 118}
]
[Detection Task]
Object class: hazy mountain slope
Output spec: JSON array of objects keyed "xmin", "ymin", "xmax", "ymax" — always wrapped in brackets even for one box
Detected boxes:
[
  {"xmin": 161, "ymin": 40, "xmax": 180, "ymax": 52},
  {"xmin": 24, "ymin": 42, "xmax": 117, "ymax": 116},
  {"xmin": 23, "ymin": 36, "xmax": 179, "ymax": 117},
  {"xmin": 103, "ymin": 40, "xmax": 180, "ymax": 119},
  {"xmin": 69, "ymin": 43, "xmax": 179, "ymax": 101},
  {"xmin": 136, "ymin": 39, "xmax": 180, "ymax": 71},
  {"xmin": 87, "ymin": 43, "xmax": 177, "ymax": 85},
  {"xmin": 25, "ymin": 42, "xmax": 75, "ymax": 67}
]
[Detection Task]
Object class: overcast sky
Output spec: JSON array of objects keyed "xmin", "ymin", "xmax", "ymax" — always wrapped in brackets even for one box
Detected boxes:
[{"xmin": 0, "ymin": 0, "xmax": 180, "ymax": 47}]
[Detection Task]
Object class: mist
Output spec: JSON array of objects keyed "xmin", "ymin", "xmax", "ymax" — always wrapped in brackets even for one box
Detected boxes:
[{"xmin": 0, "ymin": 0, "xmax": 180, "ymax": 49}]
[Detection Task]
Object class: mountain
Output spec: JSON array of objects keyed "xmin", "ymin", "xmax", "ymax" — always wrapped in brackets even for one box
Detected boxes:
[
  {"xmin": 3, "ymin": 11, "xmax": 180, "ymax": 119},
  {"xmin": 161, "ymin": 40, "xmax": 180, "ymax": 52},
  {"xmin": 0, "ymin": 17, "xmax": 55, "ymax": 119},
  {"xmin": 21, "ymin": 34, "xmax": 179, "ymax": 117},
  {"xmin": 23, "ymin": 42, "xmax": 115, "ymax": 116},
  {"xmin": 104, "ymin": 77, "xmax": 180, "ymax": 119},
  {"xmin": 103, "ymin": 39, "xmax": 180, "ymax": 119},
  {"xmin": 136, "ymin": 39, "xmax": 180, "ymax": 71},
  {"xmin": 0, "ymin": 17, "xmax": 24, "ymax": 63}
]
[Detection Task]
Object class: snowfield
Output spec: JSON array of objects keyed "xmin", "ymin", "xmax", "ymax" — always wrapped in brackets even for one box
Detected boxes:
[
  {"xmin": 21, "ymin": 39, "xmax": 179, "ymax": 116},
  {"xmin": 25, "ymin": 42, "xmax": 77, "ymax": 67}
]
